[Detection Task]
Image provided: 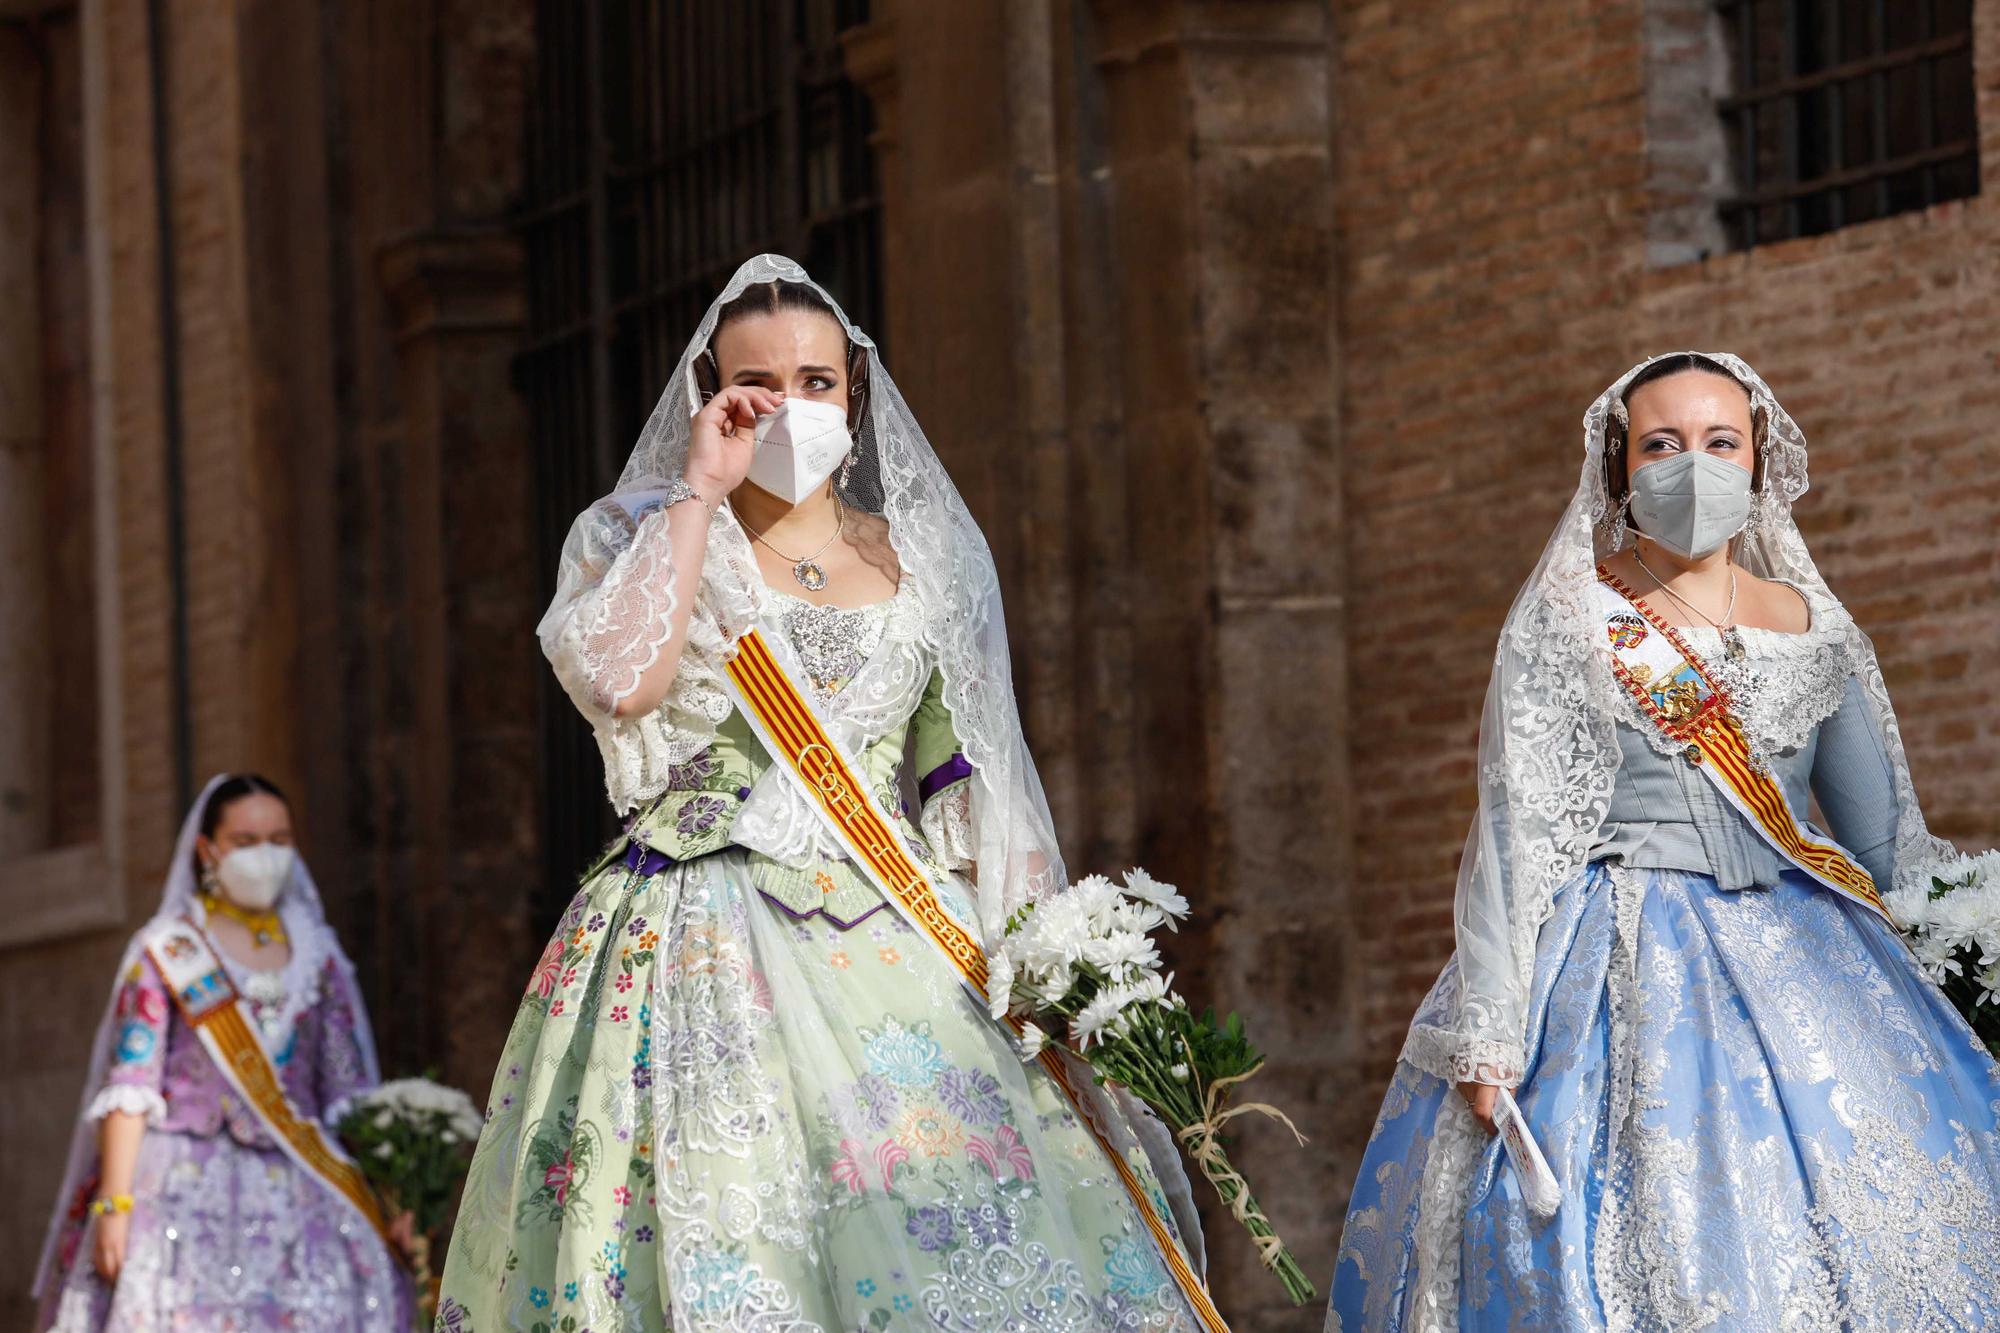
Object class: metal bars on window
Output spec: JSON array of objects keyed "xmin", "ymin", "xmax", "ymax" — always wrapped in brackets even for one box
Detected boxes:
[
  {"xmin": 1714, "ymin": 0, "xmax": 1978, "ymax": 247},
  {"xmin": 517, "ymin": 0, "xmax": 881, "ymax": 911}
]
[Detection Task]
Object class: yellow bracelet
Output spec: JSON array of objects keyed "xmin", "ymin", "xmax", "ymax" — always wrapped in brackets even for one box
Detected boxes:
[{"xmin": 89, "ymin": 1194, "xmax": 134, "ymax": 1217}]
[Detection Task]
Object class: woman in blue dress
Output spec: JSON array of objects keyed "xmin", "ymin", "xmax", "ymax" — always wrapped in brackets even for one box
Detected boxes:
[{"xmin": 1326, "ymin": 353, "xmax": 2000, "ymax": 1331}]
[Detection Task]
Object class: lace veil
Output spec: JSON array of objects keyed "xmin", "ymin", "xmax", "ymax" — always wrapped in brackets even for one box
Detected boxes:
[
  {"xmin": 537, "ymin": 254, "xmax": 1066, "ymax": 943},
  {"xmin": 1410, "ymin": 351, "xmax": 1954, "ymax": 1091},
  {"xmin": 34, "ymin": 773, "xmax": 382, "ymax": 1297}
]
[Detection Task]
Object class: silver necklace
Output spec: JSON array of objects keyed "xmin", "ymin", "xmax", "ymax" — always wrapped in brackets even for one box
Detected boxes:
[
  {"xmin": 1632, "ymin": 548, "xmax": 1746, "ymax": 662},
  {"xmin": 741, "ymin": 503, "xmax": 844, "ymax": 592}
]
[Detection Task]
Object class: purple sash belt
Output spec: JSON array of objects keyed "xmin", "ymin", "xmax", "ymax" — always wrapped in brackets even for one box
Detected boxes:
[{"xmin": 621, "ymin": 840, "xmax": 677, "ymax": 877}]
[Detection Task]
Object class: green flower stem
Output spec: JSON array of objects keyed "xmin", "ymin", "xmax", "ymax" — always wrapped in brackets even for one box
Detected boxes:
[
  {"xmin": 999, "ymin": 933, "xmax": 1315, "ymax": 1302},
  {"xmin": 1191, "ymin": 1155, "xmax": 1316, "ymax": 1306}
]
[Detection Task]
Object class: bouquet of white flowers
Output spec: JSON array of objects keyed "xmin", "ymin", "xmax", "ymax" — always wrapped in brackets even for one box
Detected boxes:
[
  {"xmin": 337, "ymin": 1075, "xmax": 482, "ymax": 1324},
  {"xmin": 989, "ymin": 869, "xmax": 1315, "ymax": 1305},
  {"xmin": 1887, "ymin": 849, "xmax": 2000, "ymax": 1058}
]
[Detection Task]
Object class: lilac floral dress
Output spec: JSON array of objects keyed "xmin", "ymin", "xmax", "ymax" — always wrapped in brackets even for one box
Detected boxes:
[{"xmin": 37, "ymin": 928, "xmax": 408, "ymax": 1331}]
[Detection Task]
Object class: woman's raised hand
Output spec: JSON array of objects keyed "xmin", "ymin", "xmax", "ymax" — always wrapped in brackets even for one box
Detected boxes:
[{"xmin": 685, "ymin": 385, "xmax": 782, "ymax": 506}]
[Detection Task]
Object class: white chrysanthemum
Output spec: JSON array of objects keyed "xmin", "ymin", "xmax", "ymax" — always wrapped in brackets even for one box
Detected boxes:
[
  {"xmin": 1096, "ymin": 975, "xmax": 1172, "ymax": 1037},
  {"xmin": 1933, "ymin": 849, "xmax": 2000, "ymax": 891},
  {"xmin": 1109, "ymin": 900, "xmax": 1168, "ymax": 937},
  {"xmin": 1118, "ymin": 972, "xmax": 1172, "ymax": 1007},
  {"xmin": 986, "ymin": 951, "xmax": 1016, "ymax": 1020},
  {"xmin": 1017, "ymin": 895, "xmax": 1096, "ymax": 969},
  {"xmin": 1017, "ymin": 1022, "xmax": 1048, "ymax": 1062},
  {"xmin": 1907, "ymin": 930, "xmax": 1963, "ymax": 982},
  {"xmin": 1926, "ymin": 881, "xmax": 2000, "ymax": 958},
  {"xmin": 356, "ymin": 1076, "xmax": 482, "ymax": 1140},
  {"xmin": 1071, "ymin": 989, "xmax": 1128, "ymax": 1051},
  {"xmin": 1886, "ymin": 885, "xmax": 1933, "ymax": 932},
  {"xmin": 1069, "ymin": 875, "xmax": 1122, "ymax": 932},
  {"xmin": 1002, "ymin": 920, "xmax": 1080, "ymax": 1001},
  {"xmin": 1081, "ymin": 930, "xmax": 1161, "ymax": 981},
  {"xmin": 1120, "ymin": 867, "xmax": 1190, "ymax": 922}
]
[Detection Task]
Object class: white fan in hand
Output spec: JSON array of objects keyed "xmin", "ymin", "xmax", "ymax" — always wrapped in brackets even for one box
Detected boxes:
[{"xmin": 1494, "ymin": 1088, "xmax": 1561, "ymax": 1217}]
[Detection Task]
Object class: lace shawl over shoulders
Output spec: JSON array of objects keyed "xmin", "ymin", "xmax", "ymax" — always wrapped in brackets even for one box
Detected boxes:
[{"xmin": 1609, "ymin": 580, "xmax": 1859, "ymax": 768}]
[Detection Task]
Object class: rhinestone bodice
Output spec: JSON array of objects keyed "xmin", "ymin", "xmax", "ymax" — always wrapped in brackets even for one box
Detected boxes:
[{"xmin": 772, "ymin": 589, "xmax": 891, "ymax": 703}]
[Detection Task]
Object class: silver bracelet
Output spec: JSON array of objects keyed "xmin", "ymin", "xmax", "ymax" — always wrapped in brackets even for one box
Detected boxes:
[{"xmin": 660, "ymin": 477, "xmax": 717, "ymax": 517}]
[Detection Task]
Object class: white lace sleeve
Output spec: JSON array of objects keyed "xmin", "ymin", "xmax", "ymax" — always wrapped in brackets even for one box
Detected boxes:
[
  {"xmin": 86, "ymin": 1085, "xmax": 167, "ymax": 1125},
  {"xmin": 541, "ymin": 502, "xmax": 682, "ymax": 716},
  {"xmin": 541, "ymin": 502, "xmax": 699, "ymax": 813},
  {"xmin": 539, "ymin": 497, "xmax": 767, "ymax": 812},
  {"xmin": 1439, "ymin": 817, "xmax": 1529, "ymax": 1087}
]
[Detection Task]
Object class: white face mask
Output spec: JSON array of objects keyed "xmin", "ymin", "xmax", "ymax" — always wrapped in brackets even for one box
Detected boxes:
[
  {"xmin": 745, "ymin": 398, "xmax": 853, "ymax": 505},
  {"xmin": 1627, "ymin": 450, "xmax": 1753, "ymax": 561},
  {"xmin": 213, "ymin": 844, "xmax": 295, "ymax": 912}
]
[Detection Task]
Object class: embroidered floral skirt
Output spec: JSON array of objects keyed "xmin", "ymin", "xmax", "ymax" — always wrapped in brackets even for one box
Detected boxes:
[
  {"xmin": 438, "ymin": 845, "xmax": 1205, "ymax": 1332},
  {"xmin": 1328, "ymin": 864, "xmax": 2000, "ymax": 1333},
  {"xmin": 37, "ymin": 1128, "xmax": 408, "ymax": 1332}
]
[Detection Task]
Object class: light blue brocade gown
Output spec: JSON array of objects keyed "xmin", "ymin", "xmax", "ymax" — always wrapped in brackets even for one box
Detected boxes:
[{"xmin": 1328, "ymin": 607, "xmax": 2000, "ymax": 1331}]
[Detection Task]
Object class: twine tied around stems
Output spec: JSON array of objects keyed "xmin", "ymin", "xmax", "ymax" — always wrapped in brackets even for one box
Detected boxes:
[{"xmin": 1173, "ymin": 1056, "xmax": 1306, "ymax": 1272}]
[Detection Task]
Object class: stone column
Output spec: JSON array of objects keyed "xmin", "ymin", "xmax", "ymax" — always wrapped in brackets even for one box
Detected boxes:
[
  {"xmin": 850, "ymin": 2, "xmax": 1351, "ymax": 1317},
  {"xmin": 375, "ymin": 230, "xmax": 538, "ymax": 1090},
  {"xmin": 0, "ymin": 25, "xmax": 47, "ymax": 861},
  {"xmin": 1087, "ymin": 5, "xmax": 1349, "ymax": 1318}
]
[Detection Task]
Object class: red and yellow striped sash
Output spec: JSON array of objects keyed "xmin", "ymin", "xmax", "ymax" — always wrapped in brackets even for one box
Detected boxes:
[
  {"xmin": 1596, "ymin": 569, "xmax": 1890, "ymax": 922},
  {"xmin": 725, "ymin": 628, "xmax": 1229, "ymax": 1331}
]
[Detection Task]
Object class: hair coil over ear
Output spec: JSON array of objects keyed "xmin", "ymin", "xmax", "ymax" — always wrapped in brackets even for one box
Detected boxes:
[
  {"xmin": 693, "ymin": 348, "xmax": 720, "ymax": 404},
  {"xmin": 846, "ymin": 339, "xmax": 871, "ymax": 429},
  {"xmin": 1749, "ymin": 403, "xmax": 1769, "ymax": 495}
]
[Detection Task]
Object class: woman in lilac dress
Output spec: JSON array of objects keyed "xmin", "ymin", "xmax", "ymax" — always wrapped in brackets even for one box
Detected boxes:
[{"xmin": 34, "ymin": 774, "xmax": 409, "ymax": 1331}]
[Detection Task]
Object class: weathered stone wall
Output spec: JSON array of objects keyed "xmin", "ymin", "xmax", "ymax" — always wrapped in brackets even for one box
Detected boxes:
[
  {"xmin": 851, "ymin": 2, "xmax": 1352, "ymax": 1321},
  {"xmin": 0, "ymin": 0, "xmax": 539, "ymax": 1306}
]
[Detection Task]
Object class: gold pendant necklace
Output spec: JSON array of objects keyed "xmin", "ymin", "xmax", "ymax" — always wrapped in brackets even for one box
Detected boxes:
[{"xmin": 200, "ymin": 892, "xmax": 287, "ymax": 948}]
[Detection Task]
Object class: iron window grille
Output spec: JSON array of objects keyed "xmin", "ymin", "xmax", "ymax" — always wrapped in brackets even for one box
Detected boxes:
[
  {"xmin": 1715, "ymin": 0, "xmax": 1978, "ymax": 248},
  {"xmin": 516, "ymin": 0, "xmax": 881, "ymax": 917}
]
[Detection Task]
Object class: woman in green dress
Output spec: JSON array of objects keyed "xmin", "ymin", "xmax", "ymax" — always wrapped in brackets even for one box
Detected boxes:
[{"xmin": 437, "ymin": 255, "xmax": 1215, "ymax": 1332}]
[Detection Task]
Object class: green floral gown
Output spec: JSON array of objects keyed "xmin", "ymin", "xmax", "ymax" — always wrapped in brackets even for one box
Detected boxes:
[{"xmin": 438, "ymin": 582, "xmax": 1207, "ymax": 1331}]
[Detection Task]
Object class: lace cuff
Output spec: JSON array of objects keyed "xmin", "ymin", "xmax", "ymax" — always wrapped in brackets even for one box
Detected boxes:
[
  {"xmin": 1401, "ymin": 979, "xmax": 1525, "ymax": 1087},
  {"xmin": 86, "ymin": 1085, "xmax": 167, "ymax": 1125},
  {"xmin": 920, "ymin": 781, "xmax": 976, "ymax": 871},
  {"xmin": 1401, "ymin": 1019, "xmax": 1525, "ymax": 1086},
  {"xmin": 1448, "ymin": 1038, "xmax": 1525, "ymax": 1086}
]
